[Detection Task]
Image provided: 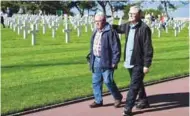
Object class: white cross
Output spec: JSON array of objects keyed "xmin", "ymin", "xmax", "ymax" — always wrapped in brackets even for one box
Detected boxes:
[
  {"xmin": 63, "ymin": 22, "xmax": 72, "ymax": 43},
  {"xmin": 84, "ymin": 16, "xmax": 88, "ymax": 32},
  {"xmin": 165, "ymin": 22, "xmax": 168, "ymax": 33},
  {"xmin": 157, "ymin": 22, "xmax": 161, "ymax": 38},
  {"xmin": 51, "ymin": 21, "xmax": 58, "ymax": 38},
  {"xmin": 151, "ymin": 23, "xmax": 155, "ymax": 34},
  {"xmin": 188, "ymin": 23, "xmax": 190, "ymax": 37},
  {"xmin": 22, "ymin": 20, "xmax": 29, "ymax": 39},
  {"xmin": 77, "ymin": 21, "xmax": 81, "ymax": 37},
  {"xmin": 173, "ymin": 23, "xmax": 178, "ymax": 37},
  {"xmin": 9, "ymin": 21, "xmax": 13, "ymax": 29},
  {"xmin": 29, "ymin": 24, "xmax": 38, "ymax": 46},
  {"xmin": 42, "ymin": 19, "xmax": 47, "ymax": 34},
  {"xmin": 34, "ymin": 19, "xmax": 39, "ymax": 31},
  {"xmin": 90, "ymin": 22, "xmax": 95, "ymax": 32},
  {"xmin": 17, "ymin": 20, "xmax": 22, "ymax": 35},
  {"xmin": 48, "ymin": 19, "xmax": 52, "ymax": 28},
  {"xmin": 178, "ymin": 22, "xmax": 181, "ymax": 33},
  {"xmin": 89, "ymin": 16, "xmax": 94, "ymax": 32},
  {"xmin": 13, "ymin": 22, "xmax": 17, "ymax": 32}
]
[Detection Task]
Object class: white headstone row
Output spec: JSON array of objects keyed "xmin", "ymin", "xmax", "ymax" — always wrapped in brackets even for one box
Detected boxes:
[{"xmin": 144, "ymin": 18, "xmax": 188, "ymax": 38}]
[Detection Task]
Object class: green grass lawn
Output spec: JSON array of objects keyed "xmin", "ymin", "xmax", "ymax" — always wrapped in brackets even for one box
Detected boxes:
[{"xmin": 1, "ymin": 21, "xmax": 189, "ymax": 115}]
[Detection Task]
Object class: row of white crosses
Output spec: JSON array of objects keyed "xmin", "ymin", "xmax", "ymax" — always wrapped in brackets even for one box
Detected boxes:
[
  {"xmin": 67, "ymin": 15, "xmax": 81, "ymax": 37},
  {"xmin": 89, "ymin": 16, "xmax": 95, "ymax": 31},
  {"xmin": 6, "ymin": 14, "xmax": 63, "ymax": 40},
  {"xmin": 5, "ymin": 14, "xmax": 189, "ymax": 45},
  {"xmin": 147, "ymin": 18, "xmax": 187, "ymax": 38},
  {"xmin": 172, "ymin": 20, "xmax": 186, "ymax": 37}
]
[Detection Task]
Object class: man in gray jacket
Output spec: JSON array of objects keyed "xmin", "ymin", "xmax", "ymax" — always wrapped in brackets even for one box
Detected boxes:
[
  {"xmin": 88, "ymin": 12, "xmax": 123, "ymax": 108},
  {"xmin": 112, "ymin": 6, "xmax": 154, "ymax": 116}
]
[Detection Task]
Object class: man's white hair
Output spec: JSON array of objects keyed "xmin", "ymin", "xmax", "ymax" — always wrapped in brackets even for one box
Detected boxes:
[
  {"xmin": 95, "ymin": 11, "xmax": 105, "ymax": 17},
  {"xmin": 130, "ymin": 5, "xmax": 141, "ymax": 13}
]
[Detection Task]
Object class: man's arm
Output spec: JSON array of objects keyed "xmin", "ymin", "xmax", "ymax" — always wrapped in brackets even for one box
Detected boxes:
[
  {"xmin": 112, "ymin": 24, "xmax": 126, "ymax": 34},
  {"xmin": 143, "ymin": 27, "xmax": 154, "ymax": 69},
  {"xmin": 110, "ymin": 30, "xmax": 121, "ymax": 68}
]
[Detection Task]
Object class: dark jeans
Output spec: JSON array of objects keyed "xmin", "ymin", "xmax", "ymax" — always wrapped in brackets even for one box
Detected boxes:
[{"xmin": 125, "ymin": 65, "xmax": 147, "ymax": 109}]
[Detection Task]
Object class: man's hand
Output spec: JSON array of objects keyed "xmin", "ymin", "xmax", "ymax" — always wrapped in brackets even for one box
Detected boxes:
[
  {"xmin": 143, "ymin": 67, "xmax": 149, "ymax": 74},
  {"xmin": 112, "ymin": 64, "xmax": 116, "ymax": 68}
]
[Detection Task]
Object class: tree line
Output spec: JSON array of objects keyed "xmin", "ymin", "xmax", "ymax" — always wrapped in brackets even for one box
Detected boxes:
[{"xmin": 1, "ymin": 1, "xmax": 188, "ymax": 18}]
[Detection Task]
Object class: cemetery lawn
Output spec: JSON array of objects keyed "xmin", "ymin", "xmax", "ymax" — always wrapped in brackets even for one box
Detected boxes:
[{"xmin": 1, "ymin": 24, "xmax": 189, "ymax": 115}]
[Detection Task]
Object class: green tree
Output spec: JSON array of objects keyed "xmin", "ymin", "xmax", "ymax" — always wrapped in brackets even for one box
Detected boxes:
[
  {"xmin": 107, "ymin": 1, "xmax": 128, "ymax": 17},
  {"xmin": 143, "ymin": 9, "xmax": 162, "ymax": 16},
  {"xmin": 152, "ymin": 0, "xmax": 189, "ymax": 18},
  {"xmin": 96, "ymin": 1, "xmax": 108, "ymax": 16},
  {"xmin": 73, "ymin": 1, "xmax": 97, "ymax": 16},
  {"xmin": 1, "ymin": 1, "xmax": 74, "ymax": 15},
  {"xmin": 1, "ymin": 1, "xmax": 20, "ymax": 13}
]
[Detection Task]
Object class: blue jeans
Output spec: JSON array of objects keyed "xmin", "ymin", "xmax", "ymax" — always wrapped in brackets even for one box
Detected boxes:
[{"xmin": 92, "ymin": 57, "xmax": 122, "ymax": 104}]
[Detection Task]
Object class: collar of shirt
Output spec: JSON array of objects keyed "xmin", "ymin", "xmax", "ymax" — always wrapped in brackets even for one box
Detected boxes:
[{"xmin": 130, "ymin": 22, "xmax": 139, "ymax": 29}]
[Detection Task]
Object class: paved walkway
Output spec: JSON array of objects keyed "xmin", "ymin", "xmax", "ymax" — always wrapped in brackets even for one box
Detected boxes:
[{"xmin": 24, "ymin": 77, "xmax": 189, "ymax": 116}]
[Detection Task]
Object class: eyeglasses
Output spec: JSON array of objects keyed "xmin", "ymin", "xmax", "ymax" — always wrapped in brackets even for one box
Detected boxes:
[
  {"xmin": 94, "ymin": 20, "xmax": 104, "ymax": 23},
  {"xmin": 128, "ymin": 13, "xmax": 137, "ymax": 16}
]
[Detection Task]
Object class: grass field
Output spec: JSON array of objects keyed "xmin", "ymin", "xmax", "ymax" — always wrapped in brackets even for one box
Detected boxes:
[{"xmin": 1, "ymin": 21, "xmax": 189, "ymax": 115}]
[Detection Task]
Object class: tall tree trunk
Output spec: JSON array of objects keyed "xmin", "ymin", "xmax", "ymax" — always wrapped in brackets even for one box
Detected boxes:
[
  {"xmin": 97, "ymin": 1, "xmax": 107, "ymax": 16},
  {"xmin": 108, "ymin": 2, "xmax": 114, "ymax": 17},
  {"xmin": 163, "ymin": 1, "xmax": 169, "ymax": 18}
]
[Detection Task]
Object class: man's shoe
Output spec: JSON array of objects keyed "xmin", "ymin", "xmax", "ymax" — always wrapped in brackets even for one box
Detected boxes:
[
  {"xmin": 114, "ymin": 99, "xmax": 122, "ymax": 108},
  {"xmin": 89, "ymin": 101, "xmax": 103, "ymax": 108},
  {"xmin": 114, "ymin": 95, "xmax": 123, "ymax": 108},
  {"xmin": 136, "ymin": 100, "xmax": 150, "ymax": 109},
  {"xmin": 123, "ymin": 107, "xmax": 132, "ymax": 116}
]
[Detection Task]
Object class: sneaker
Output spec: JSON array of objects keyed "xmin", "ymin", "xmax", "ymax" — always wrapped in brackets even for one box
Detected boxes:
[
  {"xmin": 114, "ymin": 95, "xmax": 123, "ymax": 108},
  {"xmin": 89, "ymin": 101, "xmax": 103, "ymax": 108},
  {"xmin": 123, "ymin": 107, "xmax": 132, "ymax": 116},
  {"xmin": 136, "ymin": 100, "xmax": 150, "ymax": 109}
]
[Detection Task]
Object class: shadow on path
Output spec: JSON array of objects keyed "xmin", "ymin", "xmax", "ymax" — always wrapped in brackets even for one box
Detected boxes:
[{"xmin": 133, "ymin": 92, "xmax": 189, "ymax": 115}]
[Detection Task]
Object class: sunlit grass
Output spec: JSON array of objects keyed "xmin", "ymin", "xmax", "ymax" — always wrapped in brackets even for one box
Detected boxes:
[{"xmin": 1, "ymin": 21, "xmax": 189, "ymax": 115}]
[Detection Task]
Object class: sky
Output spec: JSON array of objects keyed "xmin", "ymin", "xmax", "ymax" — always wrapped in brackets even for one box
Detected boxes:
[
  {"xmin": 71, "ymin": 1, "xmax": 190, "ymax": 18},
  {"xmin": 140, "ymin": 1, "xmax": 189, "ymax": 18}
]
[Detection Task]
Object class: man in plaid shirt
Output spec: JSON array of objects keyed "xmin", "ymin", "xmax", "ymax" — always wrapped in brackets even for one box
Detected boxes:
[{"xmin": 88, "ymin": 12, "xmax": 122, "ymax": 108}]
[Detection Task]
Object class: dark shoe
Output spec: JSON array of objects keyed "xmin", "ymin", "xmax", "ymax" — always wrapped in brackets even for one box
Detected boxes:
[
  {"xmin": 136, "ymin": 100, "xmax": 150, "ymax": 109},
  {"xmin": 123, "ymin": 107, "xmax": 132, "ymax": 116},
  {"xmin": 89, "ymin": 101, "xmax": 103, "ymax": 108},
  {"xmin": 114, "ymin": 95, "xmax": 123, "ymax": 108}
]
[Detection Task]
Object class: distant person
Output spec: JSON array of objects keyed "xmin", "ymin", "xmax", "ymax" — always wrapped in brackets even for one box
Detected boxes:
[
  {"xmin": 154, "ymin": 15, "xmax": 158, "ymax": 20},
  {"xmin": 1, "ymin": 9, "xmax": 5, "ymax": 28},
  {"xmin": 6, "ymin": 7, "xmax": 13, "ymax": 17},
  {"xmin": 112, "ymin": 6, "xmax": 153, "ymax": 116},
  {"xmin": 87, "ymin": 12, "xmax": 123, "ymax": 108},
  {"xmin": 160, "ymin": 13, "xmax": 167, "ymax": 30},
  {"xmin": 144, "ymin": 13, "xmax": 151, "ymax": 25},
  {"xmin": 150, "ymin": 12, "xmax": 155, "ymax": 22}
]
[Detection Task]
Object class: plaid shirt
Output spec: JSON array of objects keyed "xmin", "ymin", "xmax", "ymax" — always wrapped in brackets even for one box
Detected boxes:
[{"xmin": 93, "ymin": 31, "xmax": 102, "ymax": 57}]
